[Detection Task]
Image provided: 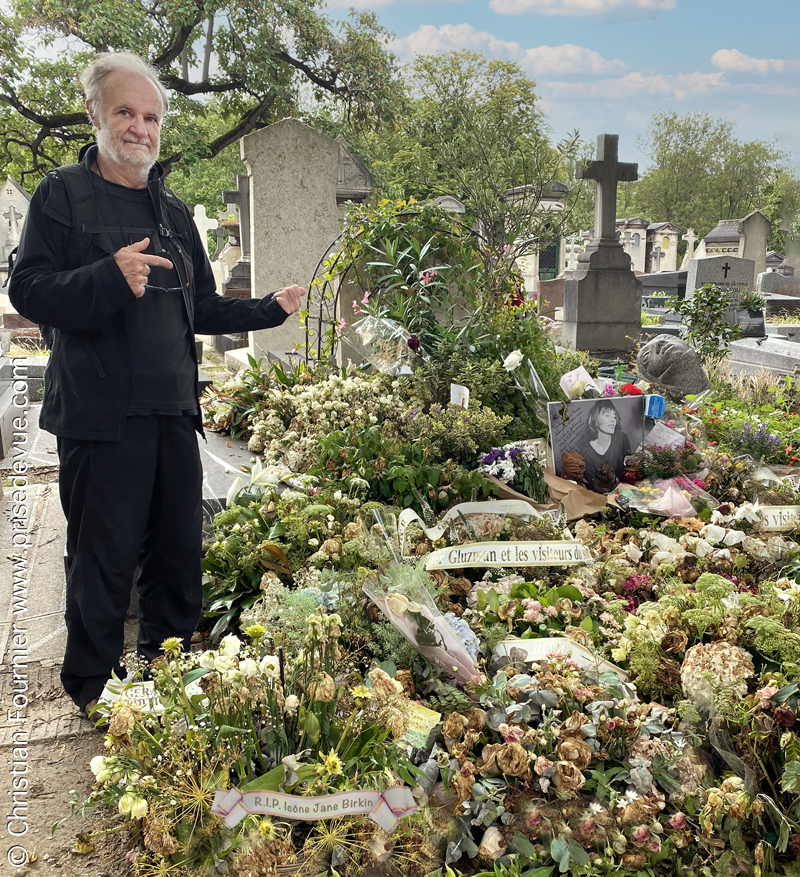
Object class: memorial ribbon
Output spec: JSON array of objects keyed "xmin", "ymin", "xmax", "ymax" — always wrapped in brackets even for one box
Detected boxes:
[{"xmin": 211, "ymin": 786, "xmax": 417, "ymax": 831}]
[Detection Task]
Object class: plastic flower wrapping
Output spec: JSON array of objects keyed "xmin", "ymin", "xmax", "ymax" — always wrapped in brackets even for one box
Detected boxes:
[
  {"xmin": 349, "ymin": 315, "xmax": 427, "ymax": 375},
  {"xmin": 360, "ymin": 509, "xmax": 481, "ymax": 687}
]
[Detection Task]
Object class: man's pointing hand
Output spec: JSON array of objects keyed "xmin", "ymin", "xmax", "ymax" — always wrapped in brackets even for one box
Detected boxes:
[{"xmin": 114, "ymin": 238, "xmax": 174, "ymax": 298}]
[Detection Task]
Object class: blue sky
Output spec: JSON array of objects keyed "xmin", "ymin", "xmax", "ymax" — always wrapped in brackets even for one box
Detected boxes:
[{"xmin": 328, "ymin": 0, "xmax": 800, "ymax": 171}]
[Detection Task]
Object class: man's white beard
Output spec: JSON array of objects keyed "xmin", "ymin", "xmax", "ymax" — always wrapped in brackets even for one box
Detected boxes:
[{"xmin": 96, "ymin": 124, "xmax": 158, "ymax": 180}]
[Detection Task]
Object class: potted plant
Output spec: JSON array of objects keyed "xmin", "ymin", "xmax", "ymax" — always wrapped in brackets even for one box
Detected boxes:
[{"xmin": 731, "ymin": 288, "xmax": 767, "ymax": 338}]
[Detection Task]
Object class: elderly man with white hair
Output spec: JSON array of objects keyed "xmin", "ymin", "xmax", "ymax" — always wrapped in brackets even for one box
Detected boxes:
[{"xmin": 9, "ymin": 51, "xmax": 304, "ymax": 718}]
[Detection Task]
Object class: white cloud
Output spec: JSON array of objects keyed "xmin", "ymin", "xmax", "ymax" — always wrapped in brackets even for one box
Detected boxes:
[
  {"xmin": 546, "ymin": 70, "xmax": 727, "ymax": 101},
  {"xmin": 393, "ymin": 24, "xmax": 626, "ymax": 76},
  {"xmin": 711, "ymin": 49, "xmax": 800, "ymax": 76},
  {"xmin": 393, "ymin": 23, "xmax": 519, "ymax": 60},
  {"xmin": 489, "ymin": 0, "xmax": 675, "ymax": 17},
  {"xmin": 523, "ymin": 44, "xmax": 627, "ymax": 76}
]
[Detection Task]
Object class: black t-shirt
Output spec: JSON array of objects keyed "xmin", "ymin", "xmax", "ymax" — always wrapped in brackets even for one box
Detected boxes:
[{"xmin": 89, "ymin": 173, "xmax": 198, "ymax": 415}]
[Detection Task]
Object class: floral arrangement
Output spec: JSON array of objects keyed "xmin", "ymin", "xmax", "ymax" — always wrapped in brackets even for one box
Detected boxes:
[{"xmin": 478, "ymin": 441, "xmax": 549, "ymax": 503}]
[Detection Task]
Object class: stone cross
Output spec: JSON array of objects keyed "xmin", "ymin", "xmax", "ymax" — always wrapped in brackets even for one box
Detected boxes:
[
  {"xmin": 192, "ymin": 204, "xmax": 218, "ymax": 258},
  {"xmin": 683, "ymin": 228, "xmax": 698, "ymax": 260},
  {"xmin": 575, "ymin": 134, "xmax": 638, "ymax": 244},
  {"xmin": 651, "ymin": 246, "xmax": 664, "ymax": 272},
  {"xmin": 4, "ymin": 205, "xmax": 23, "ymax": 242},
  {"xmin": 222, "ymin": 174, "xmax": 252, "ymax": 259},
  {"xmin": 566, "ymin": 235, "xmax": 581, "ymax": 271}
]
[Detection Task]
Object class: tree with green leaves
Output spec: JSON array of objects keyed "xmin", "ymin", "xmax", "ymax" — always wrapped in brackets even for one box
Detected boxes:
[
  {"xmin": 633, "ymin": 111, "xmax": 793, "ymax": 251},
  {"xmin": 0, "ymin": 1, "xmax": 402, "ymax": 188},
  {"xmin": 323, "ymin": 51, "xmax": 590, "ymax": 257}
]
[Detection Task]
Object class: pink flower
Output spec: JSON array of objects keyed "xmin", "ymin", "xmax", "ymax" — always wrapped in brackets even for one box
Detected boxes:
[
  {"xmin": 352, "ymin": 300, "xmax": 362, "ymax": 315},
  {"xmin": 650, "ymin": 840, "xmax": 661, "ymax": 852},
  {"xmin": 534, "ymin": 756, "xmax": 553, "ymax": 776},
  {"xmin": 418, "ymin": 270, "xmax": 436, "ymax": 285},
  {"xmin": 669, "ymin": 813, "xmax": 687, "ymax": 830},
  {"xmin": 498, "ymin": 723, "xmax": 525, "ymax": 743},
  {"xmin": 607, "ymin": 720, "xmax": 616, "ymax": 730},
  {"xmin": 361, "ymin": 291, "xmax": 370, "ymax": 304},
  {"xmin": 756, "ymin": 686, "xmax": 779, "ymax": 709},
  {"xmin": 602, "ymin": 382, "xmax": 618, "ymax": 397},
  {"xmin": 632, "ymin": 825, "xmax": 650, "ymax": 845},
  {"xmin": 526, "ymin": 810, "xmax": 542, "ymax": 828},
  {"xmin": 545, "ymin": 606, "xmax": 559, "ymax": 618},
  {"xmin": 125, "ymin": 850, "xmax": 139, "ymax": 863}
]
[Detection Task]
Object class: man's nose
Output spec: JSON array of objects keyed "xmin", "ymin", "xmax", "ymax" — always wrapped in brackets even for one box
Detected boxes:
[{"xmin": 128, "ymin": 115, "xmax": 149, "ymax": 136}]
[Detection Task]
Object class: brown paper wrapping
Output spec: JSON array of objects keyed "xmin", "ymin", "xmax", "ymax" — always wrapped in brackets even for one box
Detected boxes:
[{"xmin": 487, "ymin": 468, "xmax": 608, "ymax": 521}]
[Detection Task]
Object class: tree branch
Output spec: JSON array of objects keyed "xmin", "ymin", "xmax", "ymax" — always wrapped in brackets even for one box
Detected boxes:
[
  {"xmin": 0, "ymin": 81, "xmax": 88, "ymax": 128},
  {"xmin": 152, "ymin": 18, "xmax": 204, "ymax": 70},
  {"xmin": 275, "ymin": 51, "xmax": 345, "ymax": 96},
  {"xmin": 157, "ymin": 74, "xmax": 244, "ymax": 96},
  {"xmin": 160, "ymin": 92, "xmax": 276, "ymax": 175}
]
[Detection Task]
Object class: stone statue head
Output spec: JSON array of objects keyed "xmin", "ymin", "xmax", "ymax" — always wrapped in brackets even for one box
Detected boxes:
[{"xmin": 637, "ymin": 335, "xmax": 710, "ymax": 400}]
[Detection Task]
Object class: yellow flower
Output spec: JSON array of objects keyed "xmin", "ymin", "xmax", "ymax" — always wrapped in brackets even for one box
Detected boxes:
[
  {"xmin": 244, "ymin": 624, "xmax": 266, "ymax": 641},
  {"xmin": 351, "ymin": 684, "xmax": 372, "ymax": 700},
  {"xmin": 315, "ymin": 750, "xmax": 343, "ymax": 776},
  {"xmin": 160, "ymin": 636, "xmax": 182, "ymax": 656}
]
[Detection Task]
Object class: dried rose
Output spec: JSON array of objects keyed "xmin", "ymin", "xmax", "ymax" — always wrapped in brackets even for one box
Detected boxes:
[
  {"xmin": 451, "ymin": 772, "xmax": 475, "ymax": 812},
  {"xmin": 661, "ymin": 631, "xmax": 688, "ymax": 654},
  {"xmin": 343, "ymin": 521, "xmax": 361, "ymax": 541},
  {"xmin": 565, "ymin": 626, "xmax": 593, "ymax": 649},
  {"xmin": 368, "ymin": 667, "xmax": 401, "ymax": 698},
  {"xmin": 552, "ymin": 760, "xmax": 586, "ymax": 791},
  {"xmin": 407, "ymin": 336, "xmax": 421, "ymax": 351},
  {"xmin": 394, "ymin": 669, "xmax": 414, "ymax": 697},
  {"xmin": 556, "ymin": 737, "xmax": 592, "ymax": 770},
  {"xmin": 307, "ymin": 672, "xmax": 336, "ymax": 702},
  {"xmin": 415, "ymin": 541, "xmax": 432, "ymax": 556},
  {"xmin": 774, "ymin": 705, "xmax": 797, "ymax": 728},
  {"xmin": 464, "ymin": 708, "xmax": 488, "ymax": 732},
  {"xmin": 556, "ymin": 598, "xmax": 582, "ymax": 619},
  {"xmin": 476, "ymin": 744, "xmax": 501, "ymax": 776},
  {"xmin": 621, "ymin": 853, "xmax": 647, "ymax": 867},
  {"xmin": 656, "ymin": 657, "xmax": 682, "ymax": 688},
  {"xmin": 477, "ymin": 826, "xmax": 507, "ymax": 862},
  {"xmin": 448, "ymin": 576, "xmax": 473, "ymax": 596},
  {"xmin": 442, "ymin": 712, "xmax": 468, "ymax": 741},
  {"xmin": 497, "ymin": 599, "xmax": 519, "ymax": 621},
  {"xmin": 321, "ymin": 538, "xmax": 342, "ymax": 556},
  {"xmin": 496, "ymin": 742, "xmax": 530, "ymax": 777},
  {"xmin": 561, "ymin": 712, "xmax": 588, "ymax": 737},
  {"xmin": 108, "ymin": 703, "xmax": 137, "ymax": 737}
]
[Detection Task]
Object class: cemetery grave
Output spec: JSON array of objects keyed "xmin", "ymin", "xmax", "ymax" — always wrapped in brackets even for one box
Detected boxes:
[{"xmin": 8, "ymin": 126, "xmax": 800, "ymax": 877}]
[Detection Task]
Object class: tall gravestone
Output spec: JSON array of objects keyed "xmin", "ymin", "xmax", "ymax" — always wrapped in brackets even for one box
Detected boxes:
[
  {"xmin": 562, "ymin": 134, "xmax": 641, "ymax": 353},
  {"xmin": 242, "ymin": 119, "xmax": 346, "ymax": 360}
]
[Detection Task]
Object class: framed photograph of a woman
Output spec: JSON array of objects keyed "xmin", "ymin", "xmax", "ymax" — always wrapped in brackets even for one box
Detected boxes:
[{"xmin": 548, "ymin": 397, "xmax": 645, "ymax": 494}]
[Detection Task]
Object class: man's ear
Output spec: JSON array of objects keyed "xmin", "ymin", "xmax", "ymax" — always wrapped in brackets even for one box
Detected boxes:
[{"xmin": 86, "ymin": 99, "xmax": 100, "ymax": 129}]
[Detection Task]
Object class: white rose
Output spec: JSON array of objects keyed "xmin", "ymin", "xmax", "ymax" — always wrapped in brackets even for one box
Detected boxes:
[
  {"xmin": 239, "ymin": 658, "xmax": 258, "ymax": 678},
  {"xmin": 502, "ymin": 350, "xmax": 524, "ymax": 371},
  {"xmin": 219, "ymin": 634, "xmax": 242, "ymax": 657},
  {"xmin": 90, "ymin": 756, "xmax": 108, "ymax": 780},
  {"xmin": 214, "ymin": 654, "xmax": 238, "ymax": 673},
  {"xmin": 285, "ymin": 695, "xmax": 300, "ymax": 715},
  {"xmin": 198, "ymin": 650, "xmax": 216, "ymax": 670},
  {"xmin": 259, "ymin": 655, "xmax": 280, "ymax": 679},
  {"xmin": 385, "ymin": 593, "xmax": 424, "ymax": 616}
]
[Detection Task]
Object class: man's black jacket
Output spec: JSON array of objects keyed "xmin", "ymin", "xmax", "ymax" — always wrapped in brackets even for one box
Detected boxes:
[{"xmin": 9, "ymin": 145, "xmax": 291, "ymax": 441}]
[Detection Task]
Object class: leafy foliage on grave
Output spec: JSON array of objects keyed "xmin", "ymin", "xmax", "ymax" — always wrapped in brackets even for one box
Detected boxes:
[{"xmin": 668, "ymin": 283, "xmax": 741, "ymax": 365}]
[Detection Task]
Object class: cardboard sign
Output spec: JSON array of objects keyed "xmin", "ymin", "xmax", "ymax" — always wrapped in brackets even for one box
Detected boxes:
[
  {"xmin": 759, "ymin": 506, "xmax": 800, "ymax": 532},
  {"xmin": 401, "ymin": 703, "xmax": 442, "ymax": 749},
  {"xmin": 99, "ymin": 679, "xmax": 204, "ymax": 716},
  {"xmin": 424, "ymin": 540, "xmax": 591, "ymax": 570}
]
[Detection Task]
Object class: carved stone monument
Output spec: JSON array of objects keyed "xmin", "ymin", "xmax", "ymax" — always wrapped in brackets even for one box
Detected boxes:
[
  {"xmin": 562, "ymin": 134, "xmax": 641, "ymax": 353},
  {"xmin": 637, "ymin": 336, "xmax": 710, "ymax": 401}
]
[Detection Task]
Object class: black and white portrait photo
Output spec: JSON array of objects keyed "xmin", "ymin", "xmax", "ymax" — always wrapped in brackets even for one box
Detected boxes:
[{"xmin": 548, "ymin": 397, "xmax": 645, "ymax": 494}]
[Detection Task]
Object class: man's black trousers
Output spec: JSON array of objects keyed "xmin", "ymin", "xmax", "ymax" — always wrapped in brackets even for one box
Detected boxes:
[{"xmin": 57, "ymin": 415, "xmax": 202, "ymax": 710}]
